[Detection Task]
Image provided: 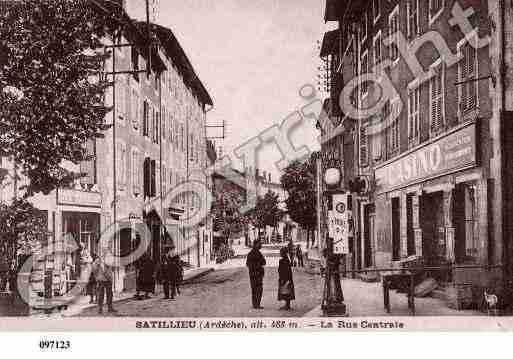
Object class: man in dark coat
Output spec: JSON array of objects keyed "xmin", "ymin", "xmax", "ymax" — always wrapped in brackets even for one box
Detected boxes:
[
  {"xmin": 246, "ymin": 240, "xmax": 266, "ymax": 309},
  {"xmin": 159, "ymin": 248, "xmax": 180, "ymax": 300},
  {"xmin": 136, "ymin": 253, "xmax": 156, "ymax": 299}
]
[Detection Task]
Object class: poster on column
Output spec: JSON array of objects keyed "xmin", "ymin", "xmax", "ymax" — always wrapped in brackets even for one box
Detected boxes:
[{"xmin": 328, "ymin": 193, "xmax": 353, "ymax": 254}]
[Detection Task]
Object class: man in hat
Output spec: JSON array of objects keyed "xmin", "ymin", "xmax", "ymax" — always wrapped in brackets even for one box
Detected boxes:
[
  {"xmin": 246, "ymin": 240, "xmax": 266, "ymax": 309},
  {"xmin": 92, "ymin": 250, "xmax": 117, "ymax": 314},
  {"xmin": 159, "ymin": 246, "xmax": 180, "ymax": 300}
]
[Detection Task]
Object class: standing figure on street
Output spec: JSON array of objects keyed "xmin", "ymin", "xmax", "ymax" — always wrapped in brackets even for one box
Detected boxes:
[
  {"xmin": 136, "ymin": 253, "xmax": 156, "ymax": 299},
  {"xmin": 246, "ymin": 240, "xmax": 266, "ymax": 309},
  {"xmin": 288, "ymin": 239, "xmax": 296, "ymax": 267},
  {"xmin": 296, "ymin": 245, "xmax": 304, "ymax": 268},
  {"xmin": 159, "ymin": 247, "xmax": 180, "ymax": 300},
  {"xmin": 278, "ymin": 247, "xmax": 295, "ymax": 310},
  {"xmin": 176, "ymin": 259, "xmax": 184, "ymax": 295},
  {"xmin": 92, "ymin": 252, "xmax": 116, "ymax": 315},
  {"xmin": 86, "ymin": 253, "xmax": 98, "ymax": 304}
]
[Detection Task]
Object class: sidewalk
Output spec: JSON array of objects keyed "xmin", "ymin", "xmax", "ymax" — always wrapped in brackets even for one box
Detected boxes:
[
  {"xmin": 303, "ymin": 278, "xmax": 483, "ymax": 317},
  {"xmin": 52, "ymin": 266, "xmax": 214, "ymax": 317}
]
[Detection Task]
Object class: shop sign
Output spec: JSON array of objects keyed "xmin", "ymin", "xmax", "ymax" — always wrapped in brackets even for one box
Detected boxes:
[
  {"xmin": 375, "ymin": 124, "xmax": 476, "ymax": 193},
  {"xmin": 328, "ymin": 193, "xmax": 353, "ymax": 254},
  {"xmin": 57, "ymin": 188, "xmax": 102, "ymax": 208}
]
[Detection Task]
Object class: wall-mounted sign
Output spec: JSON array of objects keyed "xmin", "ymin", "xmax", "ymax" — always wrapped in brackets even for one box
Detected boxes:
[
  {"xmin": 375, "ymin": 124, "xmax": 476, "ymax": 193},
  {"xmin": 57, "ymin": 188, "xmax": 102, "ymax": 208},
  {"xmin": 328, "ymin": 193, "xmax": 353, "ymax": 255}
]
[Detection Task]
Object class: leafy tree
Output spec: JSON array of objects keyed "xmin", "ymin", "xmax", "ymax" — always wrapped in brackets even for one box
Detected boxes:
[
  {"xmin": 212, "ymin": 179, "xmax": 246, "ymax": 243},
  {"xmin": 280, "ymin": 152, "xmax": 318, "ymax": 248},
  {"xmin": 0, "ymin": 0, "xmax": 120, "ymax": 197},
  {"xmin": 0, "ymin": 0, "xmax": 122, "ymax": 266},
  {"xmin": 249, "ymin": 190, "xmax": 283, "ymax": 235}
]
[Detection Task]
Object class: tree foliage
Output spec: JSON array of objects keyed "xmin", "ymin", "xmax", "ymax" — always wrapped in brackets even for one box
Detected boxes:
[
  {"xmin": 280, "ymin": 153, "xmax": 318, "ymax": 232},
  {"xmin": 249, "ymin": 190, "xmax": 283, "ymax": 230},
  {"xmin": 0, "ymin": 0, "xmax": 124, "ymax": 266},
  {"xmin": 212, "ymin": 179, "xmax": 247, "ymax": 239},
  {"xmin": 0, "ymin": 0, "xmax": 121, "ymax": 196}
]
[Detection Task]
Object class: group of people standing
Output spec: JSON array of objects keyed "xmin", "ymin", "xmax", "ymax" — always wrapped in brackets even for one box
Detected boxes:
[
  {"xmin": 86, "ymin": 247, "xmax": 184, "ymax": 315},
  {"xmin": 246, "ymin": 240, "xmax": 299, "ymax": 311},
  {"xmin": 133, "ymin": 247, "xmax": 184, "ymax": 300}
]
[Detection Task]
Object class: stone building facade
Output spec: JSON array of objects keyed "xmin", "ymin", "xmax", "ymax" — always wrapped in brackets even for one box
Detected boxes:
[
  {"xmin": 0, "ymin": 2, "xmax": 214, "ymax": 295},
  {"xmin": 320, "ymin": 0, "xmax": 513, "ymax": 307}
]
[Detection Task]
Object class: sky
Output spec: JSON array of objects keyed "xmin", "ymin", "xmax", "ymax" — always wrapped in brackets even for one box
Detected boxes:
[{"xmin": 126, "ymin": 0, "xmax": 333, "ymax": 181}]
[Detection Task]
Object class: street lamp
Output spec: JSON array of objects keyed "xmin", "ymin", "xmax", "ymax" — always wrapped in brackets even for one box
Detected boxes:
[{"xmin": 321, "ymin": 167, "xmax": 347, "ymax": 317}]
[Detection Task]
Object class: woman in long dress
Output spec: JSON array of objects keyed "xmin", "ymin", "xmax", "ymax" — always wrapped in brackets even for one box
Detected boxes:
[{"xmin": 278, "ymin": 247, "xmax": 295, "ymax": 310}]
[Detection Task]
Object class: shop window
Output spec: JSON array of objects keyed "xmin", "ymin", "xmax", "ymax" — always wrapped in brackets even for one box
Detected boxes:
[{"xmin": 391, "ymin": 197, "xmax": 401, "ymax": 261}]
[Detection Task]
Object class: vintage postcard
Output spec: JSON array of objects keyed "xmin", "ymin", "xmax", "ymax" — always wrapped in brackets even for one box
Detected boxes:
[{"xmin": 1, "ymin": 0, "xmax": 513, "ymax": 337}]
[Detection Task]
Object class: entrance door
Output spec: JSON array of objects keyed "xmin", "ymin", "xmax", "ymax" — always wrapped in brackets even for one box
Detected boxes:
[
  {"xmin": 421, "ymin": 192, "xmax": 446, "ymax": 270},
  {"xmin": 363, "ymin": 204, "xmax": 375, "ymax": 268}
]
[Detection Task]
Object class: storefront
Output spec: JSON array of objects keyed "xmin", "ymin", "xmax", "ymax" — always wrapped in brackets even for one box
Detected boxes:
[{"xmin": 369, "ymin": 122, "xmax": 496, "ymax": 305}]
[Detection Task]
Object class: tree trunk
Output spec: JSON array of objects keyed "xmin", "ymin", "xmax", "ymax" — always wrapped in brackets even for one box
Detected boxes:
[
  {"xmin": 310, "ymin": 229, "xmax": 315, "ymax": 247},
  {"xmin": 306, "ymin": 229, "xmax": 310, "ymax": 249}
]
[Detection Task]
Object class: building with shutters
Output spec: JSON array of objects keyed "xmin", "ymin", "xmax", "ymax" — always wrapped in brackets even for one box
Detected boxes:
[
  {"xmin": 319, "ymin": 0, "xmax": 513, "ymax": 309},
  {"xmin": 0, "ymin": 1, "xmax": 213, "ymax": 295}
]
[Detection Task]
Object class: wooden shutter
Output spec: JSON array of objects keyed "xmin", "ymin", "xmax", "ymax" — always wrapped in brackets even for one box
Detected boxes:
[
  {"xmin": 150, "ymin": 160, "xmax": 156, "ymax": 197},
  {"xmin": 467, "ymin": 44, "xmax": 477, "ymax": 111},
  {"xmin": 80, "ymin": 139, "xmax": 96, "ymax": 185},
  {"xmin": 144, "ymin": 157, "xmax": 151, "ymax": 197},
  {"xmin": 360, "ymin": 125, "xmax": 368, "ymax": 167},
  {"xmin": 143, "ymin": 101, "xmax": 148, "ymax": 136}
]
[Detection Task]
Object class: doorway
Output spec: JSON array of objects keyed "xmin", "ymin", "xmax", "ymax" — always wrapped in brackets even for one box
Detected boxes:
[
  {"xmin": 420, "ymin": 192, "xmax": 445, "ymax": 264},
  {"xmin": 363, "ymin": 204, "xmax": 375, "ymax": 268}
]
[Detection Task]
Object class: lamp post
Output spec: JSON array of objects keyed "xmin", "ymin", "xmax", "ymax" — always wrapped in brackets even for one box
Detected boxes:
[{"xmin": 321, "ymin": 167, "xmax": 347, "ymax": 317}]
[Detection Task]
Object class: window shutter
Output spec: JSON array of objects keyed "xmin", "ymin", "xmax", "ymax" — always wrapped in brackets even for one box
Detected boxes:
[
  {"xmin": 80, "ymin": 139, "xmax": 96, "ymax": 185},
  {"xmin": 360, "ymin": 125, "xmax": 368, "ymax": 167},
  {"xmin": 162, "ymin": 108, "xmax": 166, "ymax": 139},
  {"xmin": 144, "ymin": 157, "xmax": 150, "ymax": 197},
  {"xmin": 150, "ymin": 159, "xmax": 156, "ymax": 197},
  {"xmin": 143, "ymin": 101, "xmax": 148, "ymax": 136},
  {"xmin": 467, "ymin": 44, "xmax": 477, "ymax": 110}
]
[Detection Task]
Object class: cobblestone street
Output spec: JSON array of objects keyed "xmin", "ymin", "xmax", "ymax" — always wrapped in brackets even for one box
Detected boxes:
[{"xmin": 78, "ymin": 261, "xmax": 323, "ymax": 318}]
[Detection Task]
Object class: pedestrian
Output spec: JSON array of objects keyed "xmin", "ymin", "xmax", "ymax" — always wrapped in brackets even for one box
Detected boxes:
[
  {"xmin": 136, "ymin": 253, "xmax": 156, "ymax": 299},
  {"xmin": 296, "ymin": 244, "xmax": 304, "ymax": 268},
  {"xmin": 92, "ymin": 251, "xmax": 117, "ymax": 314},
  {"xmin": 159, "ymin": 247, "xmax": 180, "ymax": 300},
  {"xmin": 176, "ymin": 258, "xmax": 184, "ymax": 295},
  {"xmin": 288, "ymin": 239, "xmax": 296, "ymax": 267},
  {"xmin": 278, "ymin": 247, "xmax": 295, "ymax": 310},
  {"xmin": 246, "ymin": 240, "xmax": 266, "ymax": 309},
  {"xmin": 86, "ymin": 253, "xmax": 98, "ymax": 304}
]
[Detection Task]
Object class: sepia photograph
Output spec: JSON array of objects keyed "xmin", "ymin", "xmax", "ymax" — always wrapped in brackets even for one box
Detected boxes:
[{"xmin": 1, "ymin": 0, "xmax": 513, "ymax": 339}]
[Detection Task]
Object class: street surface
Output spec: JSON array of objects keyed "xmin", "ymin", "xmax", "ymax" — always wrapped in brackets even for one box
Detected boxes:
[{"xmin": 78, "ymin": 262, "xmax": 322, "ymax": 318}]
